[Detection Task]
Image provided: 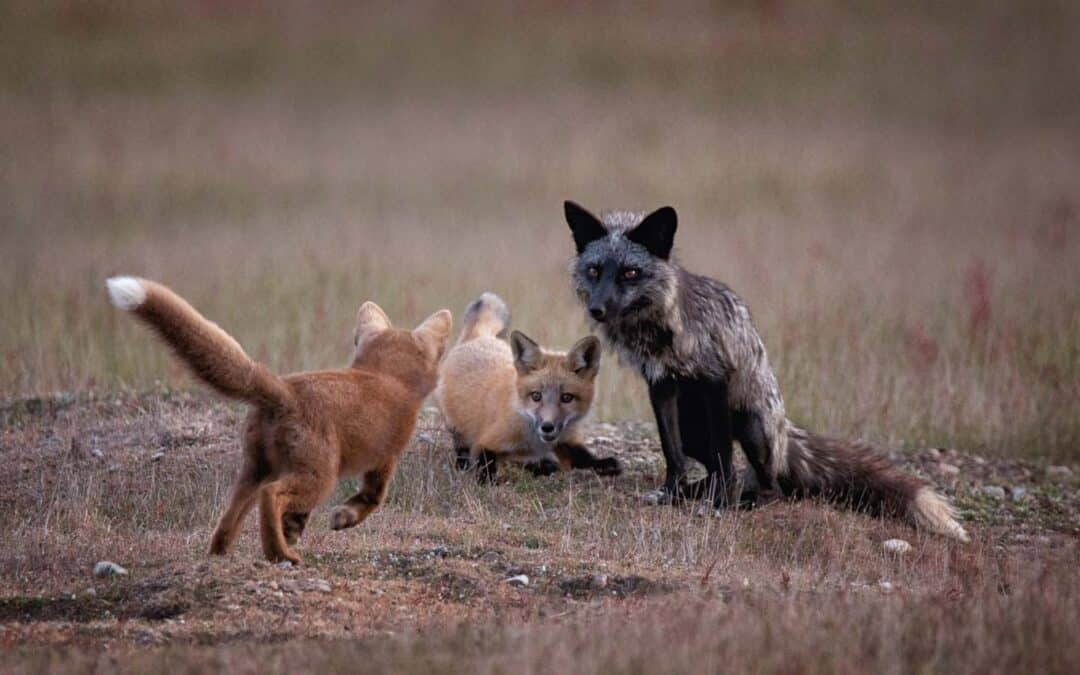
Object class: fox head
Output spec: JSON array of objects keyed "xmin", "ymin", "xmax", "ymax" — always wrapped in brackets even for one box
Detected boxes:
[
  {"xmin": 565, "ymin": 201, "xmax": 679, "ymax": 325},
  {"xmin": 509, "ymin": 330, "xmax": 600, "ymax": 445},
  {"xmin": 352, "ymin": 301, "xmax": 452, "ymax": 395}
]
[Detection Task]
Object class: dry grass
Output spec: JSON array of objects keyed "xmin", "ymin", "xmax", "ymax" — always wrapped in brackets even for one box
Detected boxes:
[
  {"xmin": 1, "ymin": 1, "xmax": 1078, "ymax": 460},
  {"xmin": 0, "ymin": 393, "xmax": 1076, "ymax": 673}
]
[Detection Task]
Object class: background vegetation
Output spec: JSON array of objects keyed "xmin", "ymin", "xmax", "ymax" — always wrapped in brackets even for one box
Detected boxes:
[{"xmin": 3, "ymin": 0, "xmax": 1078, "ymax": 461}]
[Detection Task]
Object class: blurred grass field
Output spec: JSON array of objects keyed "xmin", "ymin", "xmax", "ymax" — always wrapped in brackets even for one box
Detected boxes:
[{"xmin": 2, "ymin": 0, "xmax": 1079, "ymax": 460}]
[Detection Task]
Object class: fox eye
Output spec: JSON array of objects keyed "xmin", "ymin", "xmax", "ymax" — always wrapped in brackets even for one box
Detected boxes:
[
  {"xmin": 623, "ymin": 268, "xmax": 640, "ymax": 280},
  {"xmin": 560, "ymin": 393, "xmax": 575, "ymax": 403},
  {"xmin": 530, "ymin": 391, "xmax": 542, "ymax": 402},
  {"xmin": 587, "ymin": 266, "xmax": 600, "ymax": 279}
]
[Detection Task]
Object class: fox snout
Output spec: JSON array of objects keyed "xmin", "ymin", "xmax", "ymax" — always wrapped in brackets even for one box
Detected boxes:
[
  {"xmin": 586, "ymin": 282, "xmax": 617, "ymax": 323},
  {"xmin": 536, "ymin": 418, "xmax": 562, "ymax": 443}
]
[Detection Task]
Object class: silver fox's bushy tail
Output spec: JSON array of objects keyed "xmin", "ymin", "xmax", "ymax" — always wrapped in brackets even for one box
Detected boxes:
[
  {"xmin": 106, "ymin": 276, "xmax": 294, "ymax": 409},
  {"xmin": 779, "ymin": 424, "xmax": 969, "ymax": 541},
  {"xmin": 456, "ymin": 292, "xmax": 510, "ymax": 345}
]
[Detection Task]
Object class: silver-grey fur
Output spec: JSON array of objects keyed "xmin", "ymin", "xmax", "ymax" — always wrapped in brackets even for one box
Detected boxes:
[{"xmin": 566, "ymin": 203, "xmax": 969, "ymax": 540}]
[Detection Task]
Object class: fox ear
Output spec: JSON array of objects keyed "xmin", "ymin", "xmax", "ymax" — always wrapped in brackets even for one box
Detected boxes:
[
  {"xmin": 565, "ymin": 201, "xmax": 608, "ymax": 254},
  {"xmin": 626, "ymin": 206, "xmax": 677, "ymax": 260},
  {"xmin": 355, "ymin": 301, "xmax": 392, "ymax": 347},
  {"xmin": 413, "ymin": 309, "xmax": 453, "ymax": 359},
  {"xmin": 566, "ymin": 335, "xmax": 601, "ymax": 380},
  {"xmin": 510, "ymin": 330, "xmax": 543, "ymax": 375}
]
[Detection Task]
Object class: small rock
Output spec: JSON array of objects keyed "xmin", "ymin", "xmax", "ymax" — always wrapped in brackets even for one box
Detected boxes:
[
  {"xmin": 93, "ymin": 561, "xmax": 127, "ymax": 578},
  {"xmin": 276, "ymin": 561, "xmax": 294, "ymax": 570},
  {"xmin": 882, "ymin": 539, "xmax": 912, "ymax": 554},
  {"xmin": 151, "ymin": 451, "xmax": 165, "ymax": 462},
  {"xmin": 1010, "ymin": 486, "xmax": 1029, "ymax": 501},
  {"xmin": 308, "ymin": 579, "xmax": 332, "ymax": 593},
  {"xmin": 90, "ymin": 448, "xmax": 105, "ymax": 459},
  {"xmin": 925, "ymin": 448, "xmax": 942, "ymax": 459},
  {"xmin": 981, "ymin": 486, "xmax": 1006, "ymax": 500},
  {"xmin": 505, "ymin": 574, "xmax": 529, "ymax": 587},
  {"xmin": 415, "ymin": 433, "xmax": 435, "ymax": 445},
  {"xmin": 83, "ymin": 587, "xmax": 97, "ymax": 598},
  {"xmin": 1047, "ymin": 465, "xmax": 1073, "ymax": 480},
  {"xmin": 937, "ymin": 463, "xmax": 960, "ymax": 476},
  {"xmin": 878, "ymin": 580, "xmax": 894, "ymax": 593}
]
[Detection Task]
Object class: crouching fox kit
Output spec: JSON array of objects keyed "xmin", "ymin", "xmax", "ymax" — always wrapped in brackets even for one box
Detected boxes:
[
  {"xmin": 437, "ymin": 293, "xmax": 621, "ymax": 480},
  {"xmin": 564, "ymin": 201, "xmax": 968, "ymax": 541},
  {"xmin": 106, "ymin": 276, "xmax": 451, "ymax": 563}
]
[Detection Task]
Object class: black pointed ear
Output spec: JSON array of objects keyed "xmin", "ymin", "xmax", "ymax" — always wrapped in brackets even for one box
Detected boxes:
[
  {"xmin": 625, "ymin": 206, "xmax": 677, "ymax": 259},
  {"xmin": 565, "ymin": 335, "xmax": 601, "ymax": 380},
  {"xmin": 510, "ymin": 330, "xmax": 543, "ymax": 375},
  {"xmin": 565, "ymin": 201, "xmax": 608, "ymax": 254}
]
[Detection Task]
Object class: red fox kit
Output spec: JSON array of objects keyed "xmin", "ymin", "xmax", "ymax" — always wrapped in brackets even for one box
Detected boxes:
[
  {"xmin": 437, "ymin": 293, "xmax": 621, "ymax": 480},
  {"xmin": 106, "ymin": 276, "xmax": 451, "ymax": 563}
]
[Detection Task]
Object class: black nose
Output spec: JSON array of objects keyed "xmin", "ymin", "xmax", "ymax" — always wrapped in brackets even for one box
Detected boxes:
[
  {"xmin": 540, "ymin": 422, "xmax": 555, "ymax": 434},
  {"xmin": 589, "ymin": 306, "xmax": 606, "ymax": 321}
]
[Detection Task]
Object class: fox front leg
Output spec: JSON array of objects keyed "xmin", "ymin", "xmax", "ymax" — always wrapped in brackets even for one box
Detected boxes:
[
  {"xmin": 554, "ymin": 443, "xmax": 622, "ymax": 476},
  {"xmin": 644, "ymin": 377, "xmax": 689, "ymax": 505}
]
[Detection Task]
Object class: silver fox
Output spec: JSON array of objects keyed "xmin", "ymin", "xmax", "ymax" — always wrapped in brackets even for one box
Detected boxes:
[{"xmin": 565, "ymin": 201, "xmax": 968, "ymax": 541}]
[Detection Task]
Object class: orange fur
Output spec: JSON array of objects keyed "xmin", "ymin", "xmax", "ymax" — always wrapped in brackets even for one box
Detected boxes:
[
  {"xmin": 106, "ymin": 277, "xmax": 451, "ymax": 563},
  {"xmin": 437, "ymin": 293, "xmax": 619, "ymax": 480}
]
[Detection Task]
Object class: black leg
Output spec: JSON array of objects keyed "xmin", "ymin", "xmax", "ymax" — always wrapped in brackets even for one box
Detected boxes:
[
  {"xmin": 454, "ymin": 446, "xmax": 472, "ymax": 471},
  {"xmin": 702, "ymin": 380, "xmax": 735, "ymax": 509},
  {"xmin": 647, "ymin": 377, "xmax": 689, "ymax": 502},
  {"xmin": 475, "ymin": 450, "xmax": 498, "ymax": 483},
  {"xmin": 554, "ymin": 443, "xmax": 622, "ymax": 476}
]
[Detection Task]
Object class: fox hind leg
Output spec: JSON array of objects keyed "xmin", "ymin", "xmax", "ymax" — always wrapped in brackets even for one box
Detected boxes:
[
  {"xmin": 331, "ymin": 461, "xmax": 396, "ymax": 530},
  {"xmin": 209, "ymin": 452, "xmax": 270, "ymax": 556},
  {"xmin": 732, "ymin": 408, "xmax": 781, "ymax": 507}
]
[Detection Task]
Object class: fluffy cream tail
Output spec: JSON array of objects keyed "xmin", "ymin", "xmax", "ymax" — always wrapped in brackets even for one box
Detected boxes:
[
  {"xmin": 106, "ymin": 276, "xmax": 293, "ymax": 408},
  {"xmin": 781, "ymin": 424, "xmax": 969, "ymax": 542},
  {"xmin": 456, "ymin": 292, "xmax": 510, "ymax": 345}
]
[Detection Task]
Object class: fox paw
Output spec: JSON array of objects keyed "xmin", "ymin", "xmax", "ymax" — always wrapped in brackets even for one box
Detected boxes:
[
  {"xmin": 592, "ymin": 457, "xmax": 622, "ymax": 477},
  {"xmin": 642, "ymin": 487, "xmax": 675, "ymax": 506},
  {"xmin": 525, "ymin": 459, "xmax": 560, "ymax": 477},
  {"xmin": 330, "ymin": 506, "xmax": 358, "ymax": 531}
]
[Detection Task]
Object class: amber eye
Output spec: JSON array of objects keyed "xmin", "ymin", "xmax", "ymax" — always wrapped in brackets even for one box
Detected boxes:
[
  {"xmin": 530, "ymin": 391, "xmax": 542, "ymax": 402},
  {"xmin": 623, "ymin": 268, "xmax": 639, "ymax": 280},
  {"xmin": 587, "ymin": 266, "xmax": 600, "ymax": 279},
  {"xmin": 560, "ymin": 393, "xmax": 575, "ymax": 403}
]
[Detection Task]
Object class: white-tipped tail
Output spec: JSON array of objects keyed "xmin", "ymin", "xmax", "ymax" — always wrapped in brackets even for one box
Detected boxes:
[
  {"xmin": 909, "ymin": 487, "xmax": 970, "ymax": 542},
  {"xmin": 106, "ymin": 276, "xmax": 146, "ymax": 311}
]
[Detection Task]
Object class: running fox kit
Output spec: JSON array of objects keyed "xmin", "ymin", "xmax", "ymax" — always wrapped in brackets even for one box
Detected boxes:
[
  {"xmin": 564, "ymin": 201, "xmax": 968, "ymax": 540},
  {"xmin": 106, "ymin": 276, "xmax": 452, "ymax": 563},
  {"xmin": 437, "ymin": 293, "xmax": 621, "ymax": 481}
]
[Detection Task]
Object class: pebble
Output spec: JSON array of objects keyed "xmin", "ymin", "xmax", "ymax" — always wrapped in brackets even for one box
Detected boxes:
[
  {"xmin": 1010, "ymin": 486, "xmax": 1029, "ymax": 501},
  {"xmin": 937, "ymin": 463, "xmax": 960, "ymax": 476},
  {"xmin": 925, "ymin": 448, "xmax": 942, "ymax": 459},
  {"xmin": 276, "ymin": 561, "xmax": 295, "ymax": 570},
  {"xmin": 83, "ymin": 587, "xmax": 97, "ymax": 598},
  {"xmin": 878, "ymin": 580, "xmax": 895, "ymax": 593},
  {"xmin": 90, "ymin": 448, "xmax": 105, "ymax": 459},
  {"xmin": 415, "ymin": 433, "xmax": 435, "ymax": 445},
  {"xmin": 982, "ymin": 485, "xmax": 1006, "ymax": 500},
  {"xmin": 1047, "ymin": 465, "xmax": 1073, "ymax": 480},
  {"xmin": 151, "ymin": 451, "xmax": 165, "ymax": 462},
  {"xmin": 505, "ymin": 574, "xmax": 530, "ymax": 587},
  {"xmin": 307, "ymin": 579, "xmax": 332, "ymax": 594},
  {"xmin": 93, "ymin": 561, "xmax": 128, "ymax": 578},
  {"xmin": 882, "ymin": 539, "xmax": 912, "ymax": 554}
]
